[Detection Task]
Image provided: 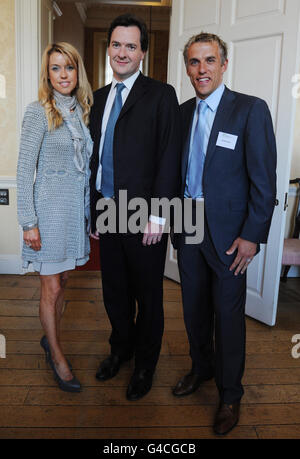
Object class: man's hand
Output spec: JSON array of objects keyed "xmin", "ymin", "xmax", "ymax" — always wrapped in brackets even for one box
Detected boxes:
[
  {"xmin": 24, "ymin": 228, "xmax": 41, "ymax": 251},
  {"xmin": 90, "ymin": 230, "xmax": 100, "ymax": 240},
  {"xmin": 226, "ymin": 237, "xmax": 257, "ymax": 276},
  {"xmin": 142, "ymin": 221, "xmax": 164, "ymax": 246}
]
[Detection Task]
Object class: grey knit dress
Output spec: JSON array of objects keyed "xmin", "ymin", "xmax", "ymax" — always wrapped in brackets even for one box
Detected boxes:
[{"xmin": 17, "ymin": 101, "xmax": 90, "ymax": 272}]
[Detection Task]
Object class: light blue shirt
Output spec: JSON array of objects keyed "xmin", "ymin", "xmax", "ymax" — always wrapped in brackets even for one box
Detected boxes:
[{"xmin": 185, "ymin": 83, "xmax": 225, "ymax": 199}]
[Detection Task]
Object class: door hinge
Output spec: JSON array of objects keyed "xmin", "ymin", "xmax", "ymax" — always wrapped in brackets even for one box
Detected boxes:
[{"xmin": 284, "ymin": 192, "xmax": 288, "ymax": 211}]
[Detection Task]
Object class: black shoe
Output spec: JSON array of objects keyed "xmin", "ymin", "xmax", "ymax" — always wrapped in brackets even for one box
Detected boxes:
[
  {"xmin": 126, "ymin": 369, "xmax": 153, "ymax": 401},
  {"xmin": 40, "ymin": 335, "xmax": 51, "ymax": 362},
  {"xmin": 96, "ymin": 354, "xmax": 132, "ymax": 381},
  {"xmin": 172, "ymin": 370, "xmax": 214, "ymax": 397},
  {"xmin": 48, "ymin": 353, "xmax": 81, "ymax": 393},
  {"xmin": 40, "ymin": 335, "xmax": 72, "ymax": 370},
  {"xmin": 213, "ymin": 401, "xmax": 240, "ymax": 435}
]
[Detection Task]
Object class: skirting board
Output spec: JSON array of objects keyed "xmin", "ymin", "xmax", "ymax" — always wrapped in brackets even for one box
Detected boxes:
[{"xmin": 0, "ymin": 255, "xmax": 23, "ymax": 275}]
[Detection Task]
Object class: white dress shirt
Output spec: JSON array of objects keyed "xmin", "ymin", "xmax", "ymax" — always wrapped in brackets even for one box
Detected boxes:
[{"xmin": 96, "ymin": 70, "xmax": 140, "ymax": 192}]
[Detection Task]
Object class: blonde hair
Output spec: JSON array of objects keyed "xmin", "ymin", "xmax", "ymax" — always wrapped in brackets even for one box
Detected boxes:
[{"xmin": 38, "ymin": 42, "xmax": 93, "ymax": 130}]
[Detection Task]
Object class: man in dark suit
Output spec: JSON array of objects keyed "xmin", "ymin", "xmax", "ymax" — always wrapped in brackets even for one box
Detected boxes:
[
  {"xmin": 89, "ymin": 14, "xmax": 181, "ymax": 401},
  {"xmin": 172, "ymin": 33, "xmax": 277, "ymax": 434}
]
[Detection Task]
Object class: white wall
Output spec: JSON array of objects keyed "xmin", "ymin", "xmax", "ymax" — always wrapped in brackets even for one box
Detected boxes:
[{"xmin": 0, "ymin": 0, "xmax": 22, "ymax": 274}]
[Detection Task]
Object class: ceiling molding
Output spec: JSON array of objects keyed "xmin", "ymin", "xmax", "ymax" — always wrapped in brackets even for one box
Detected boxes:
[
  {"xmin": 59, "ymin": 0, "xmax": 172, "ymax": 7},
  {"xmin": 75, "ymin": 2, "xmax": 87, "ymax": 23},
  {"xmin": 85, "ymin": 3, "xmax": 170, "ymax": 29}
]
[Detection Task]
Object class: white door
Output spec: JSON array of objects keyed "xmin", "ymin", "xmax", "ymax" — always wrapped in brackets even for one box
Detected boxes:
[{"xmin": 165, "ymin": 0, "xmax": 300, "ymax": 326}]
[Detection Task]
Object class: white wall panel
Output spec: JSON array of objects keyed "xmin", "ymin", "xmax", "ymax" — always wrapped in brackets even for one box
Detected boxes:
[
  {"xmin": 233, "ymin": 0, "xmax": 285, "ymax": 23},
  {"xmin": 230, "ymin": 34, "xmax": 282, "ymax": 124},
  {"xmin": 183, "ymin": 0, "xmax": 221, "ymax": 31}
]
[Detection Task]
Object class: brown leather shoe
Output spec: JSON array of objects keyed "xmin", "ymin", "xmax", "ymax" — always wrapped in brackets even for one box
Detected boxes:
[
  {"xmin": 172, "ymin": 371, "xmax": 213, "ymax": 397},
  {"xmin": 213, "ymin": 401, "xmax": 240, "ymax": 435}
]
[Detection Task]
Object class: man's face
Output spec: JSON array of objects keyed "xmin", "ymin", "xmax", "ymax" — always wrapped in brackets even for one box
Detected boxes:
[
  {"xmin": 108, "ymin": 26, "xmax": 145, "ymax": 81},
  {"xmin": 186, "ymin": 41, "xmax": 228, "ymax": 99}
]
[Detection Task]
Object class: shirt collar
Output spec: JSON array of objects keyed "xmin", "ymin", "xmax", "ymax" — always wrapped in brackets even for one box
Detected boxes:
[
  {"xmin": 112, "ymin": 70, "xmax": 140, "ymax": 92},
  {"xmin": 196, "ymin": 83, "xmax": 225, "ymax": 112}
]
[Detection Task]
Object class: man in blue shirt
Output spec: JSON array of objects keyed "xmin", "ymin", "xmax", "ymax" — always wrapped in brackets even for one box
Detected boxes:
[{"xmin": 172, "ymin": 33, "xmax": 277, "ymax": 435}]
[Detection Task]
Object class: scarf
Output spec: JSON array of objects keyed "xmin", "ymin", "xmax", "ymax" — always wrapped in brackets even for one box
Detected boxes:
[{"xmin": 53, "ymin": 90, "xmax": 93, "ymax": 232}]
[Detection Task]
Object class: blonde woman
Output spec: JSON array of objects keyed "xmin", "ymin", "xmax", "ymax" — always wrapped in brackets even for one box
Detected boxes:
[{"xmin": 17, "ymin": 43, "xmax": 93, "ymax": 392}]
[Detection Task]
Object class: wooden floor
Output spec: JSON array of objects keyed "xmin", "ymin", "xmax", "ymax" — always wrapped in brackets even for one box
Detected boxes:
[{"xmin": 0, "ymin": 271, "xmax": 300, "ymax": 439}]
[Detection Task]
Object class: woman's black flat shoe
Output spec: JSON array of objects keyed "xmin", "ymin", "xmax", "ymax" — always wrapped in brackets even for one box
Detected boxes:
[
  {"xmin": 40, "ymin": 335, "xmax": 73, "ymax": 370},
  {"xmin": 48, "ymin": 353, "xmax": 81, "ymax": 393}
]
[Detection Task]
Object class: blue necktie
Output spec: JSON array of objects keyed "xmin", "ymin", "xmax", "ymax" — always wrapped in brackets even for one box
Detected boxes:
[
  {"xmin": 187, "ymin": 100, "xmax": 208, "ymax": 199},
  {"xmin": 101, "ymin": 82, "xmax": 125, "ymax": 197}
]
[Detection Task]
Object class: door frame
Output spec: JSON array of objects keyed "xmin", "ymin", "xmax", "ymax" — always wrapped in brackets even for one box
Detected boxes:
[{"xmin": 15, "ymin": 0, "xmax": 53, "ymax": 273}]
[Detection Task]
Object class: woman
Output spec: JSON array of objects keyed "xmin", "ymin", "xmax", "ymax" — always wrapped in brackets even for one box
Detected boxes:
[{"xmin": 17, "ymin": 42, "xmax": 93, "ymax": 392}]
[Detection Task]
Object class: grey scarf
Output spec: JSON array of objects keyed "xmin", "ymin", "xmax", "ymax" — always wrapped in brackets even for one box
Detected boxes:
[{"xmin": 53, "ymin": 90, "xmax": 93, "ymax": 232}]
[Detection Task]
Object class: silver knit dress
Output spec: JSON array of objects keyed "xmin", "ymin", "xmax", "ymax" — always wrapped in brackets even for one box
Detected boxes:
[{"xmin": 17, "ymin": 99, "xmax": 91, "ymax": 274}]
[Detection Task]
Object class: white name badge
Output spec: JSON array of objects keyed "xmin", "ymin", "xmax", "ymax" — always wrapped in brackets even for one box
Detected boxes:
[{"xmin": 216, "ymin": 132, "xmax": 238, "ymax": 150}]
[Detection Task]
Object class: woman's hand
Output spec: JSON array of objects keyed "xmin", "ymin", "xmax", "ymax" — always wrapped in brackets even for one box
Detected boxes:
[
  {"xmin": 90, "ymin": 230, "xmax": 100, "ymax": 240},
  {"xmin": 24, "ymin": 228, "xmax": 42, "ymax": 251}
]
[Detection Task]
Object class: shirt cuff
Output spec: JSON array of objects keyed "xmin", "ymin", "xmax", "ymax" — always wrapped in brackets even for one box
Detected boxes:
[{"xmin": 149, "ymin": 214, "xmax": 166, "ymax": 226}]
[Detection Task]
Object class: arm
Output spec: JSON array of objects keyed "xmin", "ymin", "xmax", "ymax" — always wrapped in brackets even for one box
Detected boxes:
[
  {"xmin": 89, "ymin": 103, "xmax": 102, "ymax": 235},
  {"xmin": 143, "ymin": 85, "xmax": 182, "ymax": 245},
  {"xmin": 240, "ymin": 98, "xmax": 277, "ymax": 242},
  {"xmin": 17, "ymin": 103, "xmax": 46, "ymax": 250},
  {"xmin": 227, "ymin": 98, "xmax": 277, "ymax": 274}
]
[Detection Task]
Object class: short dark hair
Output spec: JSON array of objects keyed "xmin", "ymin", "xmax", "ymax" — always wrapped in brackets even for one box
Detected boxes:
[
  {"xmin": 107, "ymin": 13, "xmax": 148, "ymax": 52},
  {"xmin": 183, "ymin": 32, "xmax": 228, "ymax": 66}
]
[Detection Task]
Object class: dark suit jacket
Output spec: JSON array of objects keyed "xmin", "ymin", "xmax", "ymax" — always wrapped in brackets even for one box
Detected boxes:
[
  {"xmin": 89, "ymin": 73, "xmax": 181, "ymax": 233},
  {"xmin": 180, "ymin": 86, "xmax": 277, "ymax": 264}
]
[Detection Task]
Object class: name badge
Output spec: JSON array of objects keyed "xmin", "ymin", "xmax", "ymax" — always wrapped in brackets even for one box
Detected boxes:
[{"xmin": 216, "ymin": 132, "xmax": 238, "ymax": 150}]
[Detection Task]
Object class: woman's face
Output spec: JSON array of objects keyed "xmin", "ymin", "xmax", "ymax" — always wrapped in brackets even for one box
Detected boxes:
[{"xmin": 48, "ymin": 52, "xmax": 77, "ymax": 96}]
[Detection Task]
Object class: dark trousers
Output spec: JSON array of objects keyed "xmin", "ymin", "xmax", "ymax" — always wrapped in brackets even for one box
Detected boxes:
[
  {"xmin": 177, "ymin": 218, "xmax": 246, "ymax": 404},
  {"xmin": 99, "ymin": 231, "xmax": 168, "ymax": 372}
]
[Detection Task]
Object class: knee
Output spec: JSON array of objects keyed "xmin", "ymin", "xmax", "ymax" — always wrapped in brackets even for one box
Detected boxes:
[
  {"xmin": 41, "ymin": 279, "xmax": 63, "ymax": 304},
  {"xmin": 60, "ymin": 272, "xmax": 69, "ymax": 289}
]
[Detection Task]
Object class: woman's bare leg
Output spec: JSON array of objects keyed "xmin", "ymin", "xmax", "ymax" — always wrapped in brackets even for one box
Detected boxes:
[
  {"xmin": 39, "ymin": 273, "xmax": 73, "ymax": 381},
  {"xmin": 55, "ymin": 271, "xmax": 69, "ymax": 340}
]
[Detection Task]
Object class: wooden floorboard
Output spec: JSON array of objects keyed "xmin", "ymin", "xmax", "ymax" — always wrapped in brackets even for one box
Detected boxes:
[{"xmin": 0, "ymin": 272, "xmax": 300, "ymax": 439}]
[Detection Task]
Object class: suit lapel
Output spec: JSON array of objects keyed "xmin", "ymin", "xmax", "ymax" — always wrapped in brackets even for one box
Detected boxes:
[
  {"xmin": 204, "ymin": 87, "xmax": 237, "ymax": 172},
  {"xmin": 118, "ymin": 73, "xmax": 148, "ymax": 121}
]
